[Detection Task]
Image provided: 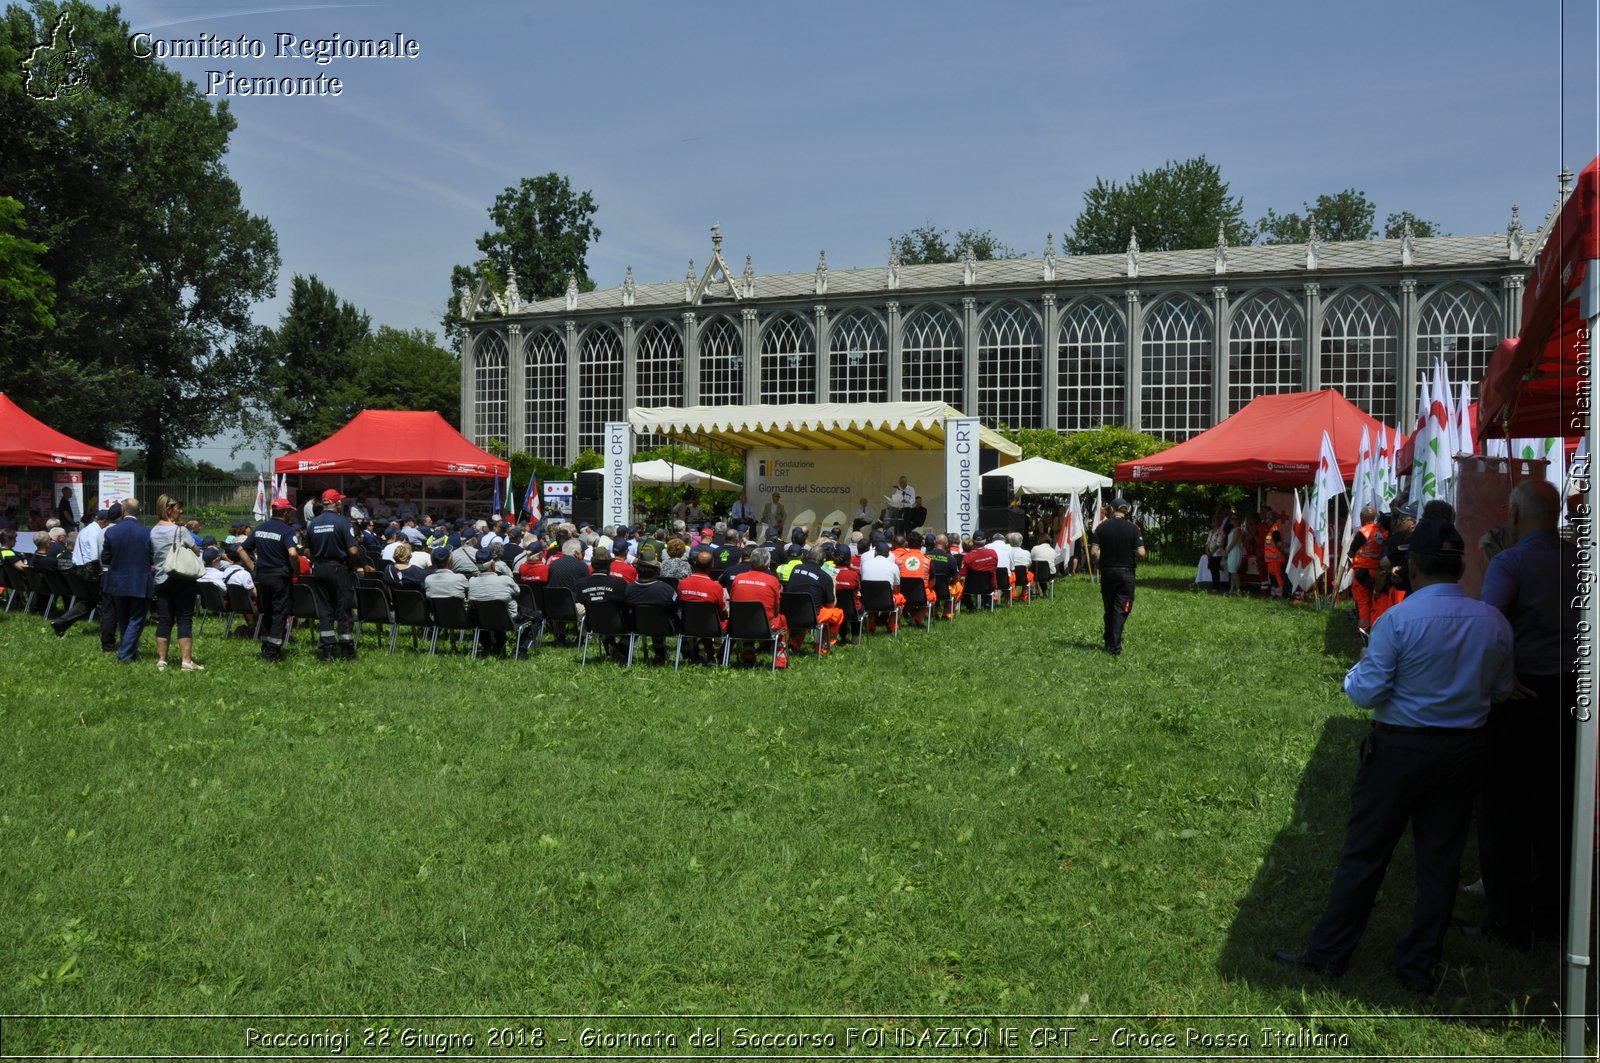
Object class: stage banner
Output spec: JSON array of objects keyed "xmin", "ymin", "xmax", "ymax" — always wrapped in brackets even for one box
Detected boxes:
[
  {"xmin": 746, "ymin": 449, "xmax": 946, "ymax": 537},
  {"xmin": 945, "ymin": 417, "xmax": 979, "ymax": 538},
  {"xmin": 98, "ymin": 471, "xmax": 136, "ymax": 509},
  {"xmin": 603, "ymin": 422, "xmax": 631, "ymax": 529}
]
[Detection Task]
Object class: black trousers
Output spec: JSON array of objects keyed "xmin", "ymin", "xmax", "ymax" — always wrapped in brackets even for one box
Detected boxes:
[
  {"xmin": 1478, "ymin": 672, "xmax": 1578, "ymax": 945},
  {"xmin": 256, "ymin": 570, "xmax": 293, "ymax": 660},
  {"xmin": 1100, "ymin": 568, "xmax": 1135, "ymax": 652},
  {"xmin": 51, "ymin": 568, "xmax": 101, "ymax": 635},
  {"xmin": 1302, "ymin": 726, "xmax": 1488, "ymax": 985},
  {"xmin": 309, "ymin": 561, "xmax": 355, "ymax": 658}
]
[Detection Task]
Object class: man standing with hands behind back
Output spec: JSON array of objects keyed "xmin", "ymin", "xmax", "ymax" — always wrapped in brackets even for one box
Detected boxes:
[{"xmin": 1090, "ymin": 498, "xmax": 1144, "ymax": 656}]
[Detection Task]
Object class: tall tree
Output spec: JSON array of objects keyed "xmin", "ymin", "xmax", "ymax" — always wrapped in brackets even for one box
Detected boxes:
[
  {"xmin": 1258, "ymin": 188, "xmax": 1377, "ymax": 244},
  {"xmin": 1064, "ymin": 156, "xmax": 1252, "ymax": 256},
  {"xmin": 348, "ymin": 326, "xmax": 461, "ymax": 427},
  {"xmin": 0, "ymin": 1, "xmax": 279, "ymax": 475},
  {"xmin": 443, "ymin": 172, "xmax": 600, "ymax": 343},
  {"xmin": 260, "ymin": 275, "xmax": 372, "ymax": 450},
  {"xmin": 890, "ymin": 224, "xmax": 1014, "ymax": 264}
]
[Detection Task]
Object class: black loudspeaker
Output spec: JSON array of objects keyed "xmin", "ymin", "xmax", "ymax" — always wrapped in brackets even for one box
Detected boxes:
[
  {"xmin": 575, "ymin": 472, "xmax": 603, "ymax": 501},
  {"xmin": 981, "ymin": 476, "xmax": 1013, "ymax": 507},
  {"xmin": 572, "ymin": 499, "xmax": 602, "ymax": 527},
  {"xmin": 979, "ymin": 508, "xmax": 1026, "ymax": 535}
]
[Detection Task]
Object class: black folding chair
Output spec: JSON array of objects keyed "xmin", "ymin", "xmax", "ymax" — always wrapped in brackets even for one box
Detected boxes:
[
  {"xmin": 858, "ymin": 579, "xmax": 900, "ymax": 637},
  {"xmin": 930, "ymin": 571, "xmax": 957, "ymax": 621},
  {"xmin": 579, "ymin": 599, "xmax": 630, "ymax": 666},
  {"xmin": 390, "ymin": 585, "xmax": 434, "ymax": 652},
  {"xmin": 779, "ymin": 592, "xmax": 826, "ymax": 655},
  {"xmin": 196, "ymin": 579, "xmax": 230, "ymax": 636},
  {"xmin": 0, "ymin": 562, "xmax": 19, "ymax": 612},
  {"xmin": 723, "ymin": 600, "xmax": 782, "ymax": 670},
  {"xmin": 226, "ymin": 583, "xmax": 260, "ymax": 639},
  {"xmin": 964, "ymin": 568, "xmax": 996, "ymax": 612},
  {"xmin": 899, "ymin": 576, "xmax": 933, "ymax": 631},
  {"xmin": 427, "ymin": 596, "xmax": 474, "ymax": 655},
  {"xmin": 65, "ymin": 570, "xmax": 98, "ymax": 622},
  {"xmin": 994, "ymin": 567, "xmax": 1014, "ymax": 607},
  {"xmin": 835, "ymin": 589, "xmax": 864, "ymax": 644},
  {"xmin": 678, "ymin": 601, "xmax": 726, "ymax": 667},
  {"xmin": 471, "ymin": 600, "xmax": 534, "ymax": 659},
  {"xmin": 356, "ymin": 582, "xmax": 398, "ymax": 652},
  {"xmin": 1032, "ymin": 559, "xmax": 1056, "ymax": 600},
  {"xmin": 42, "ymin": 568, "xmax": 77, "ymax": 617},
  {"xmin": 289, "ymin": 580, "xmax": 318, "ymax": 641},
  {"xmin": 627, "ymin": 602, "xmax": 681, "ymax": 668},
  {"xmin": 542, "ymin": 586, "xmax": 584, "ymax": 647}
]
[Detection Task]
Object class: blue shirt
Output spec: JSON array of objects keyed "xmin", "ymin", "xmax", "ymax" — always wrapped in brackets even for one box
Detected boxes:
[
  {"xmin": 1344, "ymin": 582, "xmax": 1515, "ymax": 729},
  {"xmin": 1479, "ymin": 528, "xmax": 1579, "ymax": 676}
]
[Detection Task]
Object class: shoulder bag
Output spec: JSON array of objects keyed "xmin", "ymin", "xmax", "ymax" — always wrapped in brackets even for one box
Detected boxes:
[{"xmin": 162, "ymin": 526, "xmax": 203, "ymax": 580}]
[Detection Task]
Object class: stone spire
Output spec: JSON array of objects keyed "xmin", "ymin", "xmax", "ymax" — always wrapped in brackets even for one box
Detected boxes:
[
  {"xmin": 1213, "ymin": 222, "xmax": 1228, "ymax": 275},
  {"xmin": 1400, "ymin": 218, "xmax": 1415, "ymax": 267},
  {"xmin": 815, "ymin": 249, "xmax": 828, "ymax": 295},
  {"xmin": 1505, "ymin": 205, "xmax": 1525, "ymax": 260},
  {"xmin": 505, "ymin": 267, "xmax": 521, "ymax": 310},
  {"xmin": 742, "ymin": 254, "xmax": 755, "ymax": 298},
  {"xmin": 684, "ymin": 259, "xmax": 695, "ymax": 303},
  {"xmin": 962, "ymin": 244, "xmax": 977, "ymax": 285},
  {"xmin": 622, "ymin": 264, "xmax": 636, "ymax": 307},
  {"xmin": 1305, "ymin": 219, "xmax": 1319, "ymax": 271},
  {"xmin": 1043, "ymin": 232, "xmax": 1056, "ymax": 282},
  {"xmin": 1125, "ymin": 228, "xmax": 1139, "ymax": 279},
  {"xmin": 564, "ymin": 273, "xmax": 578, "ymax": 311},
  {"xmin": 887, "ymin": 237, "xmax": 900, "ymax": 290}
]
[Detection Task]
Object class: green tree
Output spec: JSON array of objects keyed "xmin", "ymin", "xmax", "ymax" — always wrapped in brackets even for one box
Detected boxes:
[
  {"xmin": 443, "ymin": 172, "xmax": 601, "ymax": 343},
  {"xmin": 1257, "ymin": 188, "xmax": 1377, "ymax": 244},
  {"xmin": 347, "ymin": 326, "xmax": 461, "ymax": 427},
  {"xmin": 1004, "ymin": 425, "xmax": 1243, "ymax": 560},
  {"xmin": 1063, "ymin": 156, "xmax": 1253, "ymax": 256},
  {"xmin": 0, "ymin": 1, "xmax": 280, "ymax": 475},
  {"xmin": 1383, "ymin": 211, "xmax": 1440, "ymax": 238},
  {"xmin": 0, "ymin": 196, "xmax": 54, "ymax": 333},
  {"xmin": 260, "ymin": 274, "xmax": 372, "ymax": 449},
  {"xmin": 890, "ymin": 224, "xmax": 1015, "ymax": 264}
]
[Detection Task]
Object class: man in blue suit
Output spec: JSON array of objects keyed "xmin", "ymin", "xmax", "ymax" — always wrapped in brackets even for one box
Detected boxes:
[{"xmin": 100, "ymin": 497, "xmax": 153, "ymax": 663}]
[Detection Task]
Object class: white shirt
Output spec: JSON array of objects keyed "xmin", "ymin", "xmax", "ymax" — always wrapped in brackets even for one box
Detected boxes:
[
  {"xmin": 990, "ymin": 540, "xmax": 1013, "ymax": 573},
  {"xmin": 858, "ymin": 551, "xmax": 900, "ymax": 587},
  {"xmin": 891, "ymin": 484, "xmax": 916, "ymax": 508},
  {"xmin": 72, "ymin": 520, "xmax": 105, "ymax": 566}
]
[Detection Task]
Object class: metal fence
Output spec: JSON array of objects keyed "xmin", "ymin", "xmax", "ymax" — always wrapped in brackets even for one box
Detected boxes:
[{"xmin": 138, "ymin": 479, "xmax": 258, "ymax": 513}]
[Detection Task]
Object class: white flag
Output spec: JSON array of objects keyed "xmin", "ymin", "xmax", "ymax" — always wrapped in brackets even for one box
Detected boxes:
[
  {"xmin": 1456, "ymin": 381, "xmax": 1475, "ymax": 457},
  {"xmin": 1352, "ymin": 425, "xmax": 1374, "ymax": 517},
  {"xmin": 1285, "ymin": 489, "xmax": 1322, "ymax": 593},
  {"xmin": 1309, "ymin": 430, "xmax": 1346, "ymax": 572},
  {"xmin": 252, "ymin": 474, "xmax": 267, "ymax": 522}
]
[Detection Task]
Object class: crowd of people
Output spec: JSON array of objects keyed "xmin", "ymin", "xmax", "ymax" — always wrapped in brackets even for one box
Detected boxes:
[{"xmin": 7, "ymin": 487, "xmax": 1086, "ymax": 671}]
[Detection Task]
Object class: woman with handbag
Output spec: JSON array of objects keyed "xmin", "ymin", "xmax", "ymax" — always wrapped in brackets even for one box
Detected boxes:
[{"xmin": 151, "ymin": 494, "xmax": 205, "ymax": 672}]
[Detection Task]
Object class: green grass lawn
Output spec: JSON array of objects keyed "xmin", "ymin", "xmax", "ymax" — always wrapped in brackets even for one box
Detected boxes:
[{"xmin": 0, "ymin": 567, "xmax": 1578, "ymax": 1057}]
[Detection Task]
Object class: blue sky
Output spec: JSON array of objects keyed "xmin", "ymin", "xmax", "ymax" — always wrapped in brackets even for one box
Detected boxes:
[{"xmin": 101, "ymin": 0, "xmax": 1598, "ymax": 466}]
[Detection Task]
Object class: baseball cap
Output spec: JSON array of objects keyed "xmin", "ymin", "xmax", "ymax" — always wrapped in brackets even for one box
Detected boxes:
[
  {"xmin": 1393, "ymin": 502, "xmax": 1419, "ymax": 520},
  {"xmin": 430, "ymin": 546, "xmax": 451, "ymax": 564},
  {"xmin": 591, "ymin": 544, "xmax": 612, "ymax": 563},
  {"xmin": 474, "ymin": 548, "xmax": 493, "ymax": 565},
  {"xmin": 202, "ymin": 547, "xmax": 220, "ymax": 564},
  {"xmin": 636, "ymin": 544, "xmax": 659, "ymax": 566},
  {"xmin": 106, "ymin": 503, "xmax": 123, "ymax": 520},
  {"xmin": 1409, "ymin": 518, "xmax": 1464, "ymax": 558},
  {"xmin": 95, "ymin": 508, "xmax": 112, "ymax": 521},
  {"xmin": 320, "ymin": 488, "xmax": 345, "ymax": 503},
  {"xmin": 271, "ymin": 498, "xmax": 295, "ymax": 512},
  {"xmin": 200, "ymin": 535, "xmax": 218, "ymax": 547}
]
